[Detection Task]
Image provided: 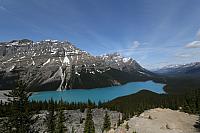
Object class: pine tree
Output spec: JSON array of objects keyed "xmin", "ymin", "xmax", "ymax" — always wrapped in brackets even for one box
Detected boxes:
[
  {"xmin": 4, "ymin": 80, "xmax": 36, "ymax": 133},
  {"xmin": 195, "ymin": 114, "xmax": 200, "ymax": 131},
  {"xmin": 71, "ymin": 126, "xmax": 75, "ymax": 133},
  {"xmin": 56, "ymin": 109, "xmax": 66, "ymax": 133},
  {"xmin": 103, "ymin": 111, "xmax": 111, "ymax": 132},
  {"xmin": 122, "ymin": 113, "xmax": 126, "ymax": 123},
  {"xmin": 84, "ymin": 109, "xmax": 95, "ymax": 133},
  {"xmin": 46, "ymin": 99, "xmax": 56, "ymax": 133},
  {"xmin": 183, "ymin": 89, "xmax": 200, "ymax": 114},
  {"xmin": 199, "ymin": 114, "xmax": 200, "ymax": 127},
  {"xmin": 98, "ymin": 101, "xmax": 102, "ymax": 108},
  {"xmin": 117, "ymin": 114, "xmax": 121, "ymax": 127},
  {"xmin": 125, "ymin": 122, "xmax": 129, "ymax": 131}
]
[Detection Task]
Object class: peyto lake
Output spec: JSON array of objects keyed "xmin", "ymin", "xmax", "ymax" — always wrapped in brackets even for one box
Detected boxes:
[{"xmin": 30, "ymin": 81, "xmax": 165, "ymax": 103}]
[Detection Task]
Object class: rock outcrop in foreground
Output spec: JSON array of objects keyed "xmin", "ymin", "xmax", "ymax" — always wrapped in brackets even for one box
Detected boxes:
[
  {"xmin": 32, "ymin": 108, "xmax": 121, "ymax": 133},
  {"xmin": 1, "ymin": 108, "xmax": 198, "ymax": 133},
  {"xmin": 113, "ymin": 108, "xmax": 199, "ymax": 133}
]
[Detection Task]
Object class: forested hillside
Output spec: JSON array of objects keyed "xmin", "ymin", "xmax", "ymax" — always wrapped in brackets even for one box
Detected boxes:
[{"xmin": 102, "ymin": 89, "xmax": 200, "ymax": 118}]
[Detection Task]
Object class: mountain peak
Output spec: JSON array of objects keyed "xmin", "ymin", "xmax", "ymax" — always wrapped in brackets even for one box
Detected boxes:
[{"xmin": 0, "ymin": 39, "xmax": 153, "ymax": 91}]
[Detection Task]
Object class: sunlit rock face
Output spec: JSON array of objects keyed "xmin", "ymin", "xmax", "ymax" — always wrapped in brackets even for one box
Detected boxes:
[{"xmin": 0, "ymin": 39, "xmax": 154, "ymax": 92}]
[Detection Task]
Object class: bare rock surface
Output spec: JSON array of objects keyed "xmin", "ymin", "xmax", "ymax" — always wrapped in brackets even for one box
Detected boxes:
[
  {"xmin": 114, "ymin": 108, "xmax": 199, "ymax": 133},
  {"xmin": 1, "ymin": 108, "xmax": 198, "ymax": 133},
  {"xmin": 32, "ymin": 108, "xmax": 121, "ymax": 133}
]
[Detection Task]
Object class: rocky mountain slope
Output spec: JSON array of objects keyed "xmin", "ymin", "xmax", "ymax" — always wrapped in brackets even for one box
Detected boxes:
[{"xmin": 0, "ymin": 39, "xmax": 155, "ymax": 91}]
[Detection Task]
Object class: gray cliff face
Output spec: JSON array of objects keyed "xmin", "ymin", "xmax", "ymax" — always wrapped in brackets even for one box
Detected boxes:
[{"xmin": 0, "ymin": 39, "xmax": 153, "ymax": 92}]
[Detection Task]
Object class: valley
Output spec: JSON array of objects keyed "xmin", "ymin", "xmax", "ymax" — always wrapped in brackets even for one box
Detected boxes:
[
  {"xmin": 1, "ymin": 0, "xmax": 200, "ymax": 132},
  {"xmin": 29, "ymin": 81, "xmax": 164, "ymax": 103},
  {"xmin": 0, "ymin": 39, "xmax": 200, "ymax": 133}
]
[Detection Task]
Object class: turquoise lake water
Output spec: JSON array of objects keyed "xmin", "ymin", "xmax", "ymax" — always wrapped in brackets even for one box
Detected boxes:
[{"xmin": 30, "ymin": 81, "xmax": 165, "ymax": 103}]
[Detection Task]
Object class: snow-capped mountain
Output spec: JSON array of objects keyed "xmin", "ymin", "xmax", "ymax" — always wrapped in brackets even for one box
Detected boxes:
[
  {"xmin": 154, "ymin": 62, "xmax": 200, "ymax": 77},
  {"xmin": 0, "ymin": 39, "xmax": 154, "ymax": 92}
]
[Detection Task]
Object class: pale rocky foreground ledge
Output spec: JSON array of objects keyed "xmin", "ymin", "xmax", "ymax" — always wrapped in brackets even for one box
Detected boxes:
[
  {"xmin": 112, "ymin": 108, "xmax": 199, "ymax": 133},
  {"xmin": 32, "ymin": 108, "xmax": 198, "ymax": 133}
]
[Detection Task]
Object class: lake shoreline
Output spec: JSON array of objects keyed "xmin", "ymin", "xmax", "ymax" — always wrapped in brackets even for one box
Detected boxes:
[
  {"xmin": 0, "ymin": 80, "xmax": 165, "ymax": 104},
  {"xmin": 30, "ymin": 80, "xmax": 165, "ymax": 103}
]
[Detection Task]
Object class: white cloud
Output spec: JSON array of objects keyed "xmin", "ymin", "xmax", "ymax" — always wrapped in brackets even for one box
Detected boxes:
[
  {"xmin": 131, "ymin": 41, "xmax": 140, "ymax": 49},
  {"xmin": 185, "ymin": 41, "xmax": 200, "ymax": 48},
  {"xmin": 110, "ymin": 41, "xmax": 141, "ymax": 57},
  {"xmin": 111, "ymin": 41, "xmax": 141, "ymax": 53},
  {"xmin": 175, "ymin": 53, "xmax": 191, "ymax": 58}
]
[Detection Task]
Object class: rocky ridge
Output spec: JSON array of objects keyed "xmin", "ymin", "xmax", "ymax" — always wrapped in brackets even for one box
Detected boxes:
[
  {"xmin": 31, "ymin": 108, "xmax": 121, "ymax": 133},
  {"xmin": 0, "ymin": 39, "xmax": 154, "ymax": 91},
  {"xmin": 154, "ymin": 62, "xmax": 200, "ymax": 77}
]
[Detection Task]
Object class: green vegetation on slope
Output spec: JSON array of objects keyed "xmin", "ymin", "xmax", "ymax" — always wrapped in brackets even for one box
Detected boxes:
[
  {"xmin": 102, "ymin": 89, "xmax": 200, "ymax": 118},
  {"xmin": 102, "ymin": 90, "xmax": 184, "ymax": 116},
  {"xmin": 153, "ymin": 76, "xmax": 200, "ymax": 94}
]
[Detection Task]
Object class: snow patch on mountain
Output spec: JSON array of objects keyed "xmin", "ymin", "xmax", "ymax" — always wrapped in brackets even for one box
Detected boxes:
[
  {"xmin": 31, "ymin": 58, "xmax": 35, "ymax": 65},
  {"xmin": 6, "ymin": 65, "xmax": 15, "ymax": 72},
  {"xmin": 7, "ymin": 58, "xmax": 13, "ymax": 62},
  {"xmin": 20, "ymin": 56, "xmax": 25, "ymax": 59},
  {"xmin": 75, "ymin": 72, "xmax": 80, "ymax": 76},
  {"xmin": 123, "ymin": 57, "xmax": 130, "ymax": 63},
  {"xmin": 43, "ymin": 59, "xmax": 51, "ymax": 66},
  {"xmin": 63, "ymin": 56, "xmax": 70, "ymax": 65},
  {"xmin": 57, "ymin": 67, "xmax": 65, "ymax": 91}
]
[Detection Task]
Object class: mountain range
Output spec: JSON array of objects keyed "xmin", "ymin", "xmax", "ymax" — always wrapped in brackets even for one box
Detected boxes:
[
  {"xmin": 154, "ymin": 62, "xmax": 200, "ymax": 78},
  {"xmin": 0, "ymin": 39, "xmax": 155, "ymax": 92},
  {"xmin": 154, "ymin": 62, "xmax": 200, "ymax": 94}
]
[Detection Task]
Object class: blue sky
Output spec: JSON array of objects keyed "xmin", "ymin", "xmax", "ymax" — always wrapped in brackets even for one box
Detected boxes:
[{"xmin": 0, "ymin": 0, "xmax": 200, "ymax": 69}]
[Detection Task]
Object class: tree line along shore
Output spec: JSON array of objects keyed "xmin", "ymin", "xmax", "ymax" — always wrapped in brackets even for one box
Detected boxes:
[{"xmin": 0, "ymin": 81, "xmax": 199, "ymax": 132}]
